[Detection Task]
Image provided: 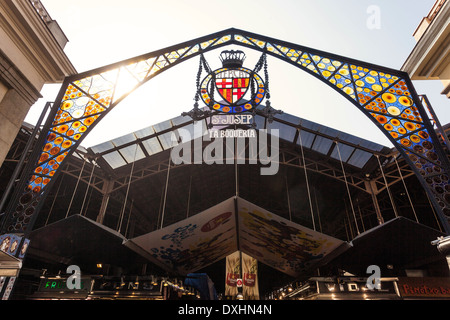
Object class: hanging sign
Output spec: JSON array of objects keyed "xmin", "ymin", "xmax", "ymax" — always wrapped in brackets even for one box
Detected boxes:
[
  {"xmin": 225, "ymin": 251, "xmax": 259, "ymax": 299},
  {"xmin": 211, "ymin": 114, "xmax": 253, "ymax": 125},
  {"xmin": 37, "ymin": 277, "xmax": 91, "ymax": 293},
  {"xmin": 242, "ymin": 251, "xmax": 259, "ymax": 299},
  {"xmin": 200, "ymin": 50, "xmax": 266, "ymax": 114},
  {"xmin": 225, "ymin": 251, "xmax": 241, "ymax": 297}
]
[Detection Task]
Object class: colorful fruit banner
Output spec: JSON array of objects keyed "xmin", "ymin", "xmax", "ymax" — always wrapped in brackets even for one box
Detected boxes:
[
  {"xmin": 242, "ymin": 251, "xmax": 259, "ymax": 299},
  {"xmin": 225, "ymin": 251, "xmax": 259, "ymax": 299},
  {"xmin": 225, "ymin": 251, "xmax": 240, "ymax": 297},
  {"xmin": 0, "ymin": 234, "xmax": 28, "ymax": 258},
  {"xmin": 124, "ymin": 198, "xmax": 237, "ymax": 275},
  {"xmin": 0, "ymin": 234, "xmax": 29, "ymax": 299}
]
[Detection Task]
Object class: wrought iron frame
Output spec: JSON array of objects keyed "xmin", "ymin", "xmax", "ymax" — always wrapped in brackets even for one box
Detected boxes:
[{"xmin": 2, "ymin": 28, "xmax": 449, "ymax": 235}]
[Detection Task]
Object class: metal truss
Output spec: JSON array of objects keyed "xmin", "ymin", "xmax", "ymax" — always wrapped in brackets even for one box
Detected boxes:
[
  {"xmin": 83, "ymin": 145, "xmax": 411, "ymax": 199},
  {"xmin": 109, "ymin": 159, "xmax": 174, "ymax": 194},
  {"xmin": 2, "ymin": 28, "xmax": 449, "ymax": 235},
  {"xmin": 61, "ymin": 160, "xmax": 104, "ymax": 194},
  {"xmin": 279, "ymin": 147, "xmax": 368, "ymax": 193},
  {"xmin": 18, "ymin": 130, "xmax": 427, "ymax": 238},
  {"xmin": 371, "ymin": 154, "xmax": 417, "ymax": 194}
]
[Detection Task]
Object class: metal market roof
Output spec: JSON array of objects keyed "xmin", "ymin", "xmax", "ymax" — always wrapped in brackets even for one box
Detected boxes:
[
  {"xmin": 86, "ymin": 105, "xmax": 391, "ymax": 172},
  {"xmin": 20, "ymin": 107, "xmax": 448, "ymax": 282}
]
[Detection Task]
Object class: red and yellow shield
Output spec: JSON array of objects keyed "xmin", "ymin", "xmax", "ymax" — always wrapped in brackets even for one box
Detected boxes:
[
  {"xmin": 215, "ymin": 70, "xmax": 250, "ymax": 104},
  {"xmin": 200, "ymin": 66, "xmax": 265, "ymax": 114}
]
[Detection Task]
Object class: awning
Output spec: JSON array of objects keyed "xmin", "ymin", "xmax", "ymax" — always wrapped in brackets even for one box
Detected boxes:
[
  {"xmin": 0, "ymin": 251, "xmax": 22, "ymax": 277},
  {"xmin": 27, "ymin": 214, "xmax": 148, "ymax": 268},
  {"xmin": 124, "ymin": 197, "xmax": 238, "ymax": 274},
  {"xmin": 328, "ymin": 216, "xmax": 447, "ymax": 275},
  {"xmin": 124, "ymin": 196, "xmax": 350, "ymax": 277}
]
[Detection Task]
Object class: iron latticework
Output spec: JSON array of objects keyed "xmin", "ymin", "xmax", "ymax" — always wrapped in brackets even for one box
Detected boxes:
[{"xmin": 1, "ymin": 28, "xmax": 449, "ymax": 235}]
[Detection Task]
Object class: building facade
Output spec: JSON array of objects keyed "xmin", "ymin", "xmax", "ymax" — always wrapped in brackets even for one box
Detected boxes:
[
  {"xmin": 0, "ymin": 0, "xmax": 76, "ymax": 167},
  {"xmin": 402, "ymin": 0, "xmax": 450, "ymax": 98}
]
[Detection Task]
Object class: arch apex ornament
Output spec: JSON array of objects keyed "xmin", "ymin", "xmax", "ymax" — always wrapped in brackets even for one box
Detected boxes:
[
  {"xmin": 1, "ymin": 28, "xmax": 450, "ymax": 235},
  {"xmin": 219, "ymin": 50, "xmax": 246, "ymax": 68}
]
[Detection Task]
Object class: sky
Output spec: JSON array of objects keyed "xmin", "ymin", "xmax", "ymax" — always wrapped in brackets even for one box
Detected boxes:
[{"xmin": 26, "ymin": 0, "xmax": 449, "ymax": 148}]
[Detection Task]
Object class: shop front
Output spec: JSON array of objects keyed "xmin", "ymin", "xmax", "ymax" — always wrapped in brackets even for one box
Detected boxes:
[{"xmin": 30, "ymin": 275, "xmax": 201, "ymax": 300}]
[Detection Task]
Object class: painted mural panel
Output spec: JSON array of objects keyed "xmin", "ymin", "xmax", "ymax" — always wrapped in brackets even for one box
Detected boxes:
[
  {"xmin": 237, "ymin": 198, "xmax": 347, "ymax": 277},
  {"xmin": 125, "ymin": 198, "xmax": 237, "ymax": 275}
]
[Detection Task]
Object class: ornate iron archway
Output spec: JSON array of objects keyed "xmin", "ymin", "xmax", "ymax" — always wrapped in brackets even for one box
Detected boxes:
[{"xmin": 2, "ymin": 28, "xmax": 449, "ymax": 235}]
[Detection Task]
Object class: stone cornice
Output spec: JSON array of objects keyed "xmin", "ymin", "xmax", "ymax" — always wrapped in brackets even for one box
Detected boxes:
[
  {"xmin": 0, "ymin": 0, "xmax": 76, "ymax": 89},
  {"xmin": 0, "ymin": 49, "xmax": 41, "ymax": 105},
  {"xmin": 401, "ymin": 0, "xmax": 450, "ymax": 80}
]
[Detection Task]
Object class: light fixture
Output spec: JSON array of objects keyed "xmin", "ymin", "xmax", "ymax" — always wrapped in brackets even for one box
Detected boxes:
[
  {"xmin": 40, "ymin": 269, "xmax": 47, "ymax": 279},
  {"xmin": 151, "ymin": 275, "xmax": 158, "ymax": 286},
  {"xmin": 96, "ymin": 263, "xmax": 102, "ymax": 268}
]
